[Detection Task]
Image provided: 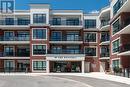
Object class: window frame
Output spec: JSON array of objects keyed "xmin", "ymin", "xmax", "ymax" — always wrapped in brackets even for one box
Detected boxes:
[
  {"xmin": 84, "ymin": 32, "xmax": 97, "ymax": 43},
  {"xmin": 84, "ymin": 19, "xmax": 96, "ymax": 29},
  {"xmin": 32, "ymin": 44, "xmax": 47, "ymax": 56},
  {"xmin": 84, "ymin": 46, "xmax": 97, "ymax": 57},
  {"xmin": 33, "ymin": 14, "xmax": 46, "ymax": 24},
  {"xmin": 32, "ymin": 28, "xmax": 47, "ymax": 40},
  {"xmin": 32, "ymin": 60, "xmax": 46, "ymax": 71}
]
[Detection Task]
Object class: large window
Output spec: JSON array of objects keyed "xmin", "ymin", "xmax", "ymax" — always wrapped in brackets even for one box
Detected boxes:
[
  {"xmin": 113, "ymin": 0, "xmax": 127, "ymax": 15},
  {"xmin": 66, "ymin": 18, "xmax": 80, "ymax": 25},
  {"xmin": 66, "ymin": 32, "xmax": 80, "ymax": 41},
  {"xmin": 33, "ymin": 14, "xmax": 46, "ymax": 24},
  {"xmin": 5, "ymin": 18, "xmax": 14, "ymax": 25},
  {"xmin": 84, "ymin": 19, "xmax": 96, "ymax": 29},
  {"xmin": 84, "ymin": 47, "xmax": 96, "ymax": 56},
  {"xmin": 4, "ymin": 46, "xmax": 14, "ymax": 56},
  {"xmin": 112, "ymin": 60, "xmax": 120, "ymax": 68},
  {"xmin": 33, "ymin": 61, "xmax": 46, "ymax": 70},
  {"xmin": 17, "ymin": 18, "xmax": 30, "ymax": 25},
  {"xmin": 51, "ymin": 31, "xmax": 62, "ymax": 41},
  {"xmin": 52, "ymin": 18, "xmax": 61, "ymax": 25},
  {"xmin": 112, "ymin": 39, "xmax": 120, "ymax": 53},
  {"xmin": 112, "ymin": 19, "xmax": 121, "ymax": 35},
  {"xmin": 33, "ymin": 29, "xmax": 47, "ymax": 40},
  {"xmin": 84, "ymin": 33, "xmax": 96, "ymax": 42},
  {"xmin": 33, "ymin": 45, "xmax": 46, "ymax": 55}
]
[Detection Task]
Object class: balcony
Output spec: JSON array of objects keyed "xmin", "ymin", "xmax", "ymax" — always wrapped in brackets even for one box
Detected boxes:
[
  {"xmin": 50, "ymin": 36, "xmax": 83, "ymax": 44},
  {"xmin": 47, "ymin": 49, "xmax": 85, "ymax": 61},
  {"xmin": 100, "ymin": 21, "xmax": 110, "ymax": 31},
  {"xmin": 0, "ymin": 19, "xmax": 30, "ymax": 29},
  {"xmin": 0, "ymin": 52, "xmax": 30, "ymax": 59},
  {"xmin": 48, "ymin": 49, "xmax": 83, "ymax": 54},
  {"xmin": 50, "ymin": 20, "xmax": 83, "ymax": 30},
  {"xmin": 113, "ymin": 0, "xmax": 129, "ymax": 17},
  {"xmin": 100, "ymin": 35, "xmax": 110, "ymax": 45},
  {"xmin": 100, "ymin": 53, "xmax": 110, "ymax": 60},
  {"xmin": 0, "ymin": 36, "xmax": 30, "ymax": 44},
  {"xmin": 118, "ymin": 44, "xmax": 130, "ymax": 56},
  {"xmin": 118, "ymin": 19, "xmax": 130, "ymax": 34}
]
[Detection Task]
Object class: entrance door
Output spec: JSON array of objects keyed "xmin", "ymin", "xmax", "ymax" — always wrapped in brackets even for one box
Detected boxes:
[{"xmin": 4, "ymin": 60, "xmax": 15, "ymax": 72}]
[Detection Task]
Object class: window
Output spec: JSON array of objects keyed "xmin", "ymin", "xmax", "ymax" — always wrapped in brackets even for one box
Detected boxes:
[
  {"xmin": 66, "ymin": 18, "xmax": 80, "ymax": 25},
  {"xmin": 33, "ymin": 45, "xmax": 46, "ymax": 55},
  {"xmin": 84, "ymin": 47, "xmax": 96, "ymax": 56},
  {"xmin": 101, "ymin": 33, "xmax": 109, "ymax": 42},
  {"xmin": 51, "ymin": 31, "xmax": 62, "ymax": 41},
  {"xmin": 52, "ymin": 18, "xmax": 61, "ymax": 25},
  {"xmin": 112, "ymin": 60, "xmax": 120, "ymax": 68},
  {"xmin": 33, "ymin": 14, "xmax": 46, "ymax": 24},
  {"xmin": 17, "ymin": 32, "xmax": 30, "ymax": 41},
  {"xmin": 17, "ymin": 18, "xmax": 30, "ymax": 25},
  {"xmin": 113, "ymin": 0, "xmax": 127, "ymax": 15},
  {"xmin": 33, "ymin": 61, "xmax": 46, "ymax": 70},
  {"xmin": 101, "ymin": 46, "xmax": 109, "ymax": 57},
  {"xmin": 66, "ymin": 32, "xmax": 80, "ymax": 41},
  {"xmin": 4, "ymin": 31, "xmax": 14, "ymax": 41},
  {"xmin": 4, "ymin": 46, "xmax": 14, "ymax": 56},
  {"xmin": 112, "ymin": 39, "xmax": 120, "ymax": 53},
  {"xmin": 33, "ymin": 29, "xmax": 47, "ymax": 39},
  {"xmin": 84, "ymin": 33, "xmax": 96, "ymax": 42},
  {"xmin": 112, "ymin": 19, "xmax": 121, "ymax": 35},
  {"xmin": 66, "ymin": 46, "xmax": 80, "ymax": 54},
  {"xmin": 84, "ymin": 19, "xmax": 96, "ymax": 29},
  {"xmin": 5, "ymin": 18, "xmax": 14, "ymax": 25}
]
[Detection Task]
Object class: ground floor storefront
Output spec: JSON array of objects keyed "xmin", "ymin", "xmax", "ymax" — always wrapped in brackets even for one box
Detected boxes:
[{"xmin": 49, "ymin": 61, "xmax": 82, "ymax": 73}]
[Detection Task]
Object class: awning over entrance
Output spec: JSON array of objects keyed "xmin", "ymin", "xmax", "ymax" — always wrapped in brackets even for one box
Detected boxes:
[{"xmin": 46, "ymin": 54, "xmax": 85, "ymax": 61}]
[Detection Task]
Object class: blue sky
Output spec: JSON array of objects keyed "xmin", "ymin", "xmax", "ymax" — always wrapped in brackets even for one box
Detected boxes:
[{"xmin": 15, "ymin": 0, "xmax": 109, "ymax": 13}]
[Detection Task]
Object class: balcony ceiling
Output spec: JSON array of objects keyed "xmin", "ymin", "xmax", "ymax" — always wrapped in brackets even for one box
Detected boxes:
[{"xmin": 118, "ymin": 51, "xmax": 130, "ymax": 56}]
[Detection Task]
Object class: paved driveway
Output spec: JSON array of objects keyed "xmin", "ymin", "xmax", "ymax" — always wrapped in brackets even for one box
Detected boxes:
[{"xmin": 0, "ymin": 75, "xmax": 129, "ymax": 87}]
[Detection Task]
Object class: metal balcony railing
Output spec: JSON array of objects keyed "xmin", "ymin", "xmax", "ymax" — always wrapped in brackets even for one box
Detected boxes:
[
  {"xmin": 48, "ymin": 49, "xmax": 83, "ymax": 54},
  {"xmin": 50, "ymin": 36, "xmax": 82, "ymax": 41},
  {"xmin": 0, "ymin": 52, "xmax": 30, "ymax": 57},
  {"xmin": 50, "ymin": 19, "xmax": 82, "ymax": 26},
  {"xmin": 119, "ymin": 44, "xmax": 130, "ymax": 53},
  {"xmin": 0, "ymin": 19, "xmax": 30, "ymax": 25},
  {"xmin": 101, "ymin": 36, "xmax": 110, "ymax": 42},
  {"xmin": 0, "ymin": 36, "xmax": 30, "ymax": 41},
  {"xmin": 100, "ymin": 52, "xmax": 110, "ymax": 57},
  {"xmin": 113, "ymin": 0, "xmax": 128, "ymax": 15}
]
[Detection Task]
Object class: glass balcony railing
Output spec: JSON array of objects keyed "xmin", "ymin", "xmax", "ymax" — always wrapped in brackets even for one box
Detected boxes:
[
  {"xmin": 119, "ymin": 44, "xmax": 130, "ymax": 53},
  {"xmin": 50, "ymin": 20, "xmax": 82, "ymax": 26},
  {"xmin": 0, "ymin": 36, "xmax": 30, "ymax": 41},
  {"xmin": 48, "ymin": 49, "xmax": 83, "ymax": 54},
  {"xmin": 0, "ymin": 52, "xmax": 30, "ymax": 57},
  {"xmin": 0, "ymin": 20, "xmax": 30, "ymax": 25},
  {"xmin": 50, "ymin": 36, "xmax": 82, "ymax": 41}
]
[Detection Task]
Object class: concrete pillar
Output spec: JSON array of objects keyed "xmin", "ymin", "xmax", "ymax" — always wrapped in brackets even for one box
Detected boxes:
[
  {"xmin": 82, "ymin": 61, "xmax": 85, "ymax": 73},
  {"xmin": 46, "ymin": 60, "xmax": 50, "ymax": 73}
]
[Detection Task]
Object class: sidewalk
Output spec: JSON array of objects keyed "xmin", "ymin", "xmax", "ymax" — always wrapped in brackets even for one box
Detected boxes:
[{"xmin": 0, "ymin": 72, "xmax": 130, "ymax": 85}]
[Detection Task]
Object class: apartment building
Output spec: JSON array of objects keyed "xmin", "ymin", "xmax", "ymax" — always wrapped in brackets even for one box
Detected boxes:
[
  {"xmin": 110, "ymin": 0, "xmax": 130, "ymax": 76},
  {"xmin": 0, "ymin": 0, "xmax": 129, "ymax": 75}
]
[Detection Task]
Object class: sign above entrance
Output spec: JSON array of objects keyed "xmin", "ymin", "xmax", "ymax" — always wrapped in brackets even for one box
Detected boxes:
[{"xmin": 46, "ymin": 54, "xmax": 85, "ymax": 61}]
